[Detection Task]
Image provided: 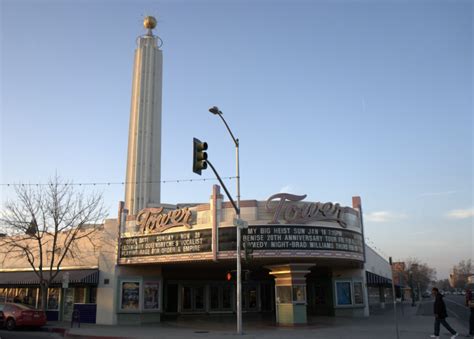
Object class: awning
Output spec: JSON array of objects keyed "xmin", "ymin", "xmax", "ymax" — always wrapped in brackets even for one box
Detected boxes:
[
  {"xmin": 0, "ymin": 269, "xmax": 99, "ymax": 286},
  {"xmin": 366, "ymin": 271, "xmax": 392, "ymax": 286}
]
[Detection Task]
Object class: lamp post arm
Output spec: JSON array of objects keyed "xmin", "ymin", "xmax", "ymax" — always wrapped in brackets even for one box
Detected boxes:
[
  {"xmin": 205, "ymin": 159, "xmax": 240, "ymax": 215},
  {"xmin": 218, "ymin": 114, "xmax": 238, "ymax": 147}
]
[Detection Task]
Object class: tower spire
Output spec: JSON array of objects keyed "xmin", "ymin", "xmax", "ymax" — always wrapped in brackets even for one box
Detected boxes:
[
  {"xmin": 143, "ymin": 15, "xmax": 157, "ymax": 36},
  {"xmin": 125, "ymin": 16, "xmax": 163, "ymax": 215}
]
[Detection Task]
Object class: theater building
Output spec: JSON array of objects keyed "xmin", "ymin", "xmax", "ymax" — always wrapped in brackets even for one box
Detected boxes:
[{"xmin": 91, "ymin": 189, "xmax": 392, "ymax": 326}]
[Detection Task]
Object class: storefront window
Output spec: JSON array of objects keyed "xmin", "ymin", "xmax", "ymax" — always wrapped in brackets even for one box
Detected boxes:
[
  {"xmin": 336, "ymin": 282, "xmax": 352, "ymax": 306},
  {"xmin": 23, "ymin": 288, "xmax": 38, "ymax": 307},
  {"xmin": 292, "ymin": 285, "xmax": 306, "ymax": 303},
  {"xmin": 47, "ymin": 288, "xmax": 60, "ymax": 310},
  {"xmin": 120, "ymin": 282, "xmax": 140, "ymax": 311},
  {"xmin": 6, "ymin": 288, "xmax": 13, "ymax": 303},
  {"xmin": 353, "ymin": 282, "xmax": 364, "ymax": 305},
  {"xmin": 143, "ymin": 281, "xmax": 160, "ymax": 310},
  {"xmin": 0, "ymin": 288, "xmax": 7, "ymax": 303},
  {"xmin": 89, "ymin": 287, "xmax": 97, "ymax": 303},
  {"xmin": 74, "ymin": 288, "xmax": 86, "ymax": 303}
]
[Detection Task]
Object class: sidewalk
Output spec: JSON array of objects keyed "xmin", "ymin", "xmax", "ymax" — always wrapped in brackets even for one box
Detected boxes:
[{"xmin": 44, "ymin": 303, "xmax": 470, "ymax": 339}]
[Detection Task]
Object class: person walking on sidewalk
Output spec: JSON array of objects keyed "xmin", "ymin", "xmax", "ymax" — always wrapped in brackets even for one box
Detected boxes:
[
  {"xmin": 430, "ymin": 287, "xmax": 458, "ymax": 339},
  {"xmin": 466, "ymin": 282, "xmax": 474, "ymax": 337}
]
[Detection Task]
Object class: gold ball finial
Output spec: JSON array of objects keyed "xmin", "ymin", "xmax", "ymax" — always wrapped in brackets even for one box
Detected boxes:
[{"xmin": 144, "ymin": 16, "xmax": 157, "ymax": 30}]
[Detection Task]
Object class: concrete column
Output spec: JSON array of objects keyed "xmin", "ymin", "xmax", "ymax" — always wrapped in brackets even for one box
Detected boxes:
[
  {"xmin": 210, "ymin": 185, "xmax": 223, "ymax": 262},
  {"xmin": 266, "ymin": 263, "xmax": 314, "ymax": 325}
]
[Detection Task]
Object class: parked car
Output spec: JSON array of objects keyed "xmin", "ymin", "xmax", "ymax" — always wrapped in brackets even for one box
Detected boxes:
[
  {"xmin": 422, "ymin": 291, "xmax": 431, "ymax": 298},
  {"xmin": 0, "ymin": 303, "xmax": 47, "ymax": 330}
]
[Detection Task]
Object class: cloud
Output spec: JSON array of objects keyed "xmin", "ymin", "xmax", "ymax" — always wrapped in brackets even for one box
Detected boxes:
[
  {"xmin": 364, "ymin": 211, "xmax": 408, "ymax": 223},
  {"xmin": 446, "ymin": 207, "xmax": 474, "ymax": 219}
]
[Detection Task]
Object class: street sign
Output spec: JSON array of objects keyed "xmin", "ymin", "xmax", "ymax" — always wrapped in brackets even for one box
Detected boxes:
[{"xmin": 233, "ymin": 217, "xmax": 248, "ymax": 229}]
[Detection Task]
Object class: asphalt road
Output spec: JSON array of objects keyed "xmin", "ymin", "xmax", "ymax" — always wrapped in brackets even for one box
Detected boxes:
[
  {"xmin": 419, "ymin": 294, "xmax": 471, "ymax": 331},
  {"xmin": 0, "ymin": 328, "xmax": 62, "ymax": 339}
]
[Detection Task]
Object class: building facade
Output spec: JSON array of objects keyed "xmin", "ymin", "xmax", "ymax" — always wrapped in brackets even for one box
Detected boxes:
[
  {"xmin": 89, "ymin": 187, "xmax": 391, "ymax": 325},
  {"xmin": 0, "ymin": 16, "xmax": 393, "ymax": 327}
]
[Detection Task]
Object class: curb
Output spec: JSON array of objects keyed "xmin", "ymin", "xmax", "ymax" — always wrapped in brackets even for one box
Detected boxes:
[{"xmin": 64, "ymin": 334, "xmax": 130, "ymax": 339}]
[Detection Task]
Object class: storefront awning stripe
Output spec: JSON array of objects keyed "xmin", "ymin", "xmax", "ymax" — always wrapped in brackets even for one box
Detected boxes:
[
  {"xmin": 0, "ymin": 269, "xmax": 99, "ymax": 286},
  {"xmin": 366, "ymin": 271, "xmax": 392, "ymax": 286}
]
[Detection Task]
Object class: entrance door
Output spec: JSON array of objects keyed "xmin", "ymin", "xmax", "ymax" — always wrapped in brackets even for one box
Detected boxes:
[
  {"xmin": 209, "ymin": 283, "xmax": 233, "ymax": 312},
  {"xmin": 242, "ymin": 283, "xmax": 258, "ymax": 312},
  {"xmin": 307, "ymin": 278, "xmax": 334, "ymax": 316},
  {"xmin": 181, "ymin": 285, "xmax": 206, "ymax": 313},
  {"xmin": 260, "ymin": 282, "xmax": 274, "ymax": 312},
  {"xmin": 165, "ymin": 284, "xmax": 178, "ymax": 313}
]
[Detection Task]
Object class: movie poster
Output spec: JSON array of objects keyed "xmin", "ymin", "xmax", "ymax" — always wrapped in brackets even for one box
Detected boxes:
[
  {"xmin": 121, "ymin": 282, "xmax": 140, "ymax": 310},
  {"xmin": 143, "ymin": 281, "xmax": 160, "ymax": 310}
]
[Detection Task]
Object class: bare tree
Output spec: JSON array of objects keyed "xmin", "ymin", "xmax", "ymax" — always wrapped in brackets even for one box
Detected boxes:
[
  {"xmin": 0, "ymin": 176, "xmax": 108, "ymax": 310},
  {"xmin": 404, "ymin": 258, "xmax": 436, "ymax": 301},
  {"xmin": 435, "ymin": 278, "xmax": 451, "ymax": 291},
  {"xmin": 450, "ymin": 259, "xmax": 473, "ymax": 289}
]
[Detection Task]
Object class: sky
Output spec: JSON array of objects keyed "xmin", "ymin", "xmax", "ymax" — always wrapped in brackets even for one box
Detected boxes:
[{"xmin": 1, "ymin": 0, "xmax": 472, "ymax": 279}]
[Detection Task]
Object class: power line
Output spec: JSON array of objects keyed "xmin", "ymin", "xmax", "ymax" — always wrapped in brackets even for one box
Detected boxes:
[{"xmin": 0, "ymin": 176, "xmax": 237, "ymax": 187}]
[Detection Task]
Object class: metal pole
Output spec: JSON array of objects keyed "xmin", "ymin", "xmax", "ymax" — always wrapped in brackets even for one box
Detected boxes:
[
  {"xmin": 390, "ymin": 258, "xmax": 400, "ymax": 339},
  {"xmin": 236, "ymin": 139, "xmax": 242, "ymax": 335},
  {"xmin": 213, "ymin": 109, "xmax": 242, "ymax": 335}
]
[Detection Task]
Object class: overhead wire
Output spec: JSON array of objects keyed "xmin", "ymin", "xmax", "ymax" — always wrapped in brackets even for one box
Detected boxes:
[{"xmin": 0, "ymin": 176, "xmax": 237, "ymax": 187}]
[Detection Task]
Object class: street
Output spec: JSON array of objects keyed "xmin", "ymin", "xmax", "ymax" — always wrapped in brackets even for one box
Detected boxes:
[{"xmin": 418, "ymin": 294, "xmax": 471, "ymax": 333}]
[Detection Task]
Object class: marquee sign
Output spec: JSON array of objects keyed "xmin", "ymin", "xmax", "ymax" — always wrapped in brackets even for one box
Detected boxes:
[
  {"xmin": 220, "ymin": 226, "xmax": 363, "ymax": 254},
  {"xmin": 119, "ymin": 225, "xmax": 363, "ymax": 259},
  {"xmin": 137, "ymin": 207, "xmax": 192, "ymax": 234},
  {"xmin": 266, "ymin": 193, "xmax": 349, "ymax": 227},
  {"xmin": 121, "ymin": 229, "xmax": 211, "ymax": 257}
]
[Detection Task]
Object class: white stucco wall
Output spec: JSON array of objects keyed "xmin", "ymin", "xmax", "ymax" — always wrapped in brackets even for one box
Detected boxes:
[{"xmin": 364, "ymin": 245, "xmax": 392, "ymax": 279}]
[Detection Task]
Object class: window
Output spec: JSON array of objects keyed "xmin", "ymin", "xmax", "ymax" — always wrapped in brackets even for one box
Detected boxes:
[
  {"xmin": 276, "ymin": 286, "xmax": 292, "ymax": 304},
  {"xmin": 335, "ymin": 281, "xmax": 352, "ymax": 306},
  {"xmin": 335, "ymin": 280, "xmax": 366, "ymax": 307},
  {"xmin": 89, "ymin": 287, "xmax": 97, "ymax": 304},
  {"xmin": 120, "ymin": 281, "xmax": 140, "ymax": 311},
  {"xmin": 47, "ymin": 288, "xmax": 60, "ymax": 310},
  {"xmin": 0, "ymin": 288, "xmax": 7, "ymax": 303},
  {"xmin": 210, "ymin": 286, "xmax": 219, "ymax": 310},
  {"xmin": 74, "ymin": 288, "xmax": 86, "ymax": 303},
  {"xmin": 353, "ymin": 282, "xmax": 364, "ymax": 305},
  {"xmin": 292, "ymin": 285, "xmax": 306, "ymax": 304}
]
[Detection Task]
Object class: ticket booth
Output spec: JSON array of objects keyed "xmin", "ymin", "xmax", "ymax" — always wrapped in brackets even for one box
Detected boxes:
[{"xmin": 266, "ymin": 263, "xmax": 314, "ymax": 325}]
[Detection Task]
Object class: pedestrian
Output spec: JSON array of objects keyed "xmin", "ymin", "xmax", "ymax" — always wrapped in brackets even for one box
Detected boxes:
[
  {"xmin": 430, "ymin": 287, "xmax": 458, "ymax": 339},
  {"xmin": 466, "ymin": 284, "xmax": 474, "ymax": 337}
]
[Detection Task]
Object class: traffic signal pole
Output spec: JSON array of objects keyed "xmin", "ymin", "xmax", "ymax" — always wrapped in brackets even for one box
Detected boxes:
[
  {"xmin": 203, "ymin": 106, "xmax": 243, "ymax": 334},
  {"xmin": 205, "ymin": 160, "xmax": 239, "ymax": 215},
  {"xmin": 235, "ymin": 138, "xmax": 242, "ymax": 335}
]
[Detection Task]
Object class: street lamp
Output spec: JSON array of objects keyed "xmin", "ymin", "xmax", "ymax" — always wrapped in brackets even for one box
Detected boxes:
[{"xmin": 209, "ymin": 105, "xmax": 242, "ymax": 335}]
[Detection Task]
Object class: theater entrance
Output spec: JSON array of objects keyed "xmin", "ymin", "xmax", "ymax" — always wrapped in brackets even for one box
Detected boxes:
[{"xmin": 163, "ymin": 280, "xmax": 274, "ymax": 315}]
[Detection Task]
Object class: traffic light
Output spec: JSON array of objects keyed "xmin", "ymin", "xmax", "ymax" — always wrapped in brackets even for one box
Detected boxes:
[
  {"xmin": 193, "ymin": 138, "xmax": 208, "ymax": 175},
  {"xmin": 226, "ymin": 271, "xmax": 236, "ymax": 281}
]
